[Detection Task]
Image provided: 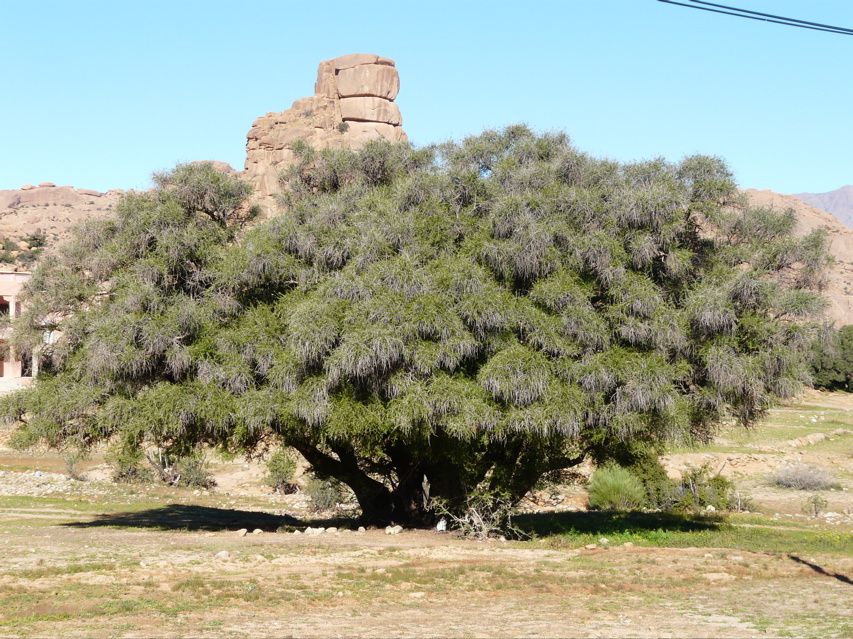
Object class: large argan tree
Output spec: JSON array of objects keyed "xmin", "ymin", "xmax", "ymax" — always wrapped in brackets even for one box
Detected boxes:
[{"xmin": 2, "ymin": 128, "xmax": 828, "ymax": 524}]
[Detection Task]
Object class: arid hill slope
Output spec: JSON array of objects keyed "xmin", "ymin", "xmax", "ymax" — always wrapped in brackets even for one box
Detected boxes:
[
  {"xmin": 795, "ymin": 185, "xmax": 853, "ymax": 229},
  {"xmin": 745, "ymin": 189, "xmax": 852, "ymax": 326},
  {"xmin": 0, "ymin": 184, "xmax": 120, "ymax": 268}
]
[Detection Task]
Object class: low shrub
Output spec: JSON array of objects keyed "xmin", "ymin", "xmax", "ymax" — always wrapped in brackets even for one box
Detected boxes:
[
  {"xmin": 265, "ymin": 449, "xmax": 298, "ymax": 494},
  {"xmin": 146, "ymin": 449, "xmax": 215, "ymax": 489},
  {"xmin": 304, "ymin": 477, "xmax": 344, "ymax": 512},
  {"xmin": 772, "ymin": 465, "xmax": 837, "ymax": 491},
  {"xmin": 810, "ymin": 325, "xmax": 852, "ymax": 392},
  {"xmin": 670, "ymin": 463, "xmax": 735, "ymax": 512},
  {"xmin": 802, "ymin": 493, "xmax": 828, "ymax": 517},
  {"xmin": 174, "ymin": 451, "xmax": 215, "ymax": 489},
  {"xmin": 627, "ymin": 453, "xmax": 674, "ymax": 509},
  {"xmin": 106, "ymin": 445, "xmax": 152, "ymax": 484},
  {"xmin": 62, "ymin": 446, "xmax": 86, "ymax": 481},
  {"xmin": 587, "ymin": 464, "xmax": 647, "ymax": 511}
]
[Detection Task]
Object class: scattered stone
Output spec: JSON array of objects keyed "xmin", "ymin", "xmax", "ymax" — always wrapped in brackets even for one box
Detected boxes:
[
  {"xmin": 622, "ymin": 542, "xmax": 634, "ymax": 548},
  {"xmin": 584, "ymin": 544, "xmax": 598, "ymax": 550},
  {"xmin": 357, "ymin": 526, "xmax": 366, "ymax": 533},
  {"xmin": 236, "ymin": 528, "xmax": 248, "ymax": 537},
  {"xmin": 436, "ymin": 517, "xmax": 447, "ymax": 533},
  {"xmin": 325, "ymin": 527, "xmax": 338, "ymax": 534},
  {"xmin": 292, "ymin": 530, "xmax": 302, "ymax": 536},
  {"xmin": 252, "ymin": 529, "xmax": 263, "ymax": 535},
  {"xmin": 214, "ymin": 550, "xmax": 231, "ymax": 560},
  {"xmin": 598, "ymin": 537, "xmax": 610, "ymax": 545},
  {"xmin": 385, "ymin": 525, "xmax": 403, "ymax": 535},
  {"xmin": 409, "ymin": 591, "xmax": 426, "ymax": 599},
  {"xmin": 304, "ymin": 527, "xmax": 325, "ymax": 535},
  {"xmin": 705, "ymin": 504, "xmax": 716, "ymax": 512}
]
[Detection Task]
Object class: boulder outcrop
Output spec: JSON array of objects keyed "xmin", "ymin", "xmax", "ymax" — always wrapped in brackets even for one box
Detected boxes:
[{"xmin": 244, "ymin": 53, "xmax": 407, "ymax": 207}]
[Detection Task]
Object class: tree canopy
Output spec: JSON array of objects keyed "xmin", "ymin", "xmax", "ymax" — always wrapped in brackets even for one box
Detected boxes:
[
  {"xmin": 811, "ymin": 324, "xmax": 852, "ymax": 392},
  {"xmin": 2, "ymin": 129, "xmax": 829, "ymax": 524}
]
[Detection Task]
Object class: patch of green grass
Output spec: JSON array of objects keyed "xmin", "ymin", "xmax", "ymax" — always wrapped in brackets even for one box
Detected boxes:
[
  {"xmin": 520, "ymin": 511, "xmax": 853, "ymax": 555},
  {"xmin": 14, "ymin": 562, "xmax": 117, "ymax": 579},
  {"xmin": 668, "ymin": 404, "xmax": 852, "ymax": 454}
]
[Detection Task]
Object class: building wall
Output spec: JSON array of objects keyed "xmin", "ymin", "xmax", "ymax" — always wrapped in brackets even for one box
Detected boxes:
[{"xmin": 0, "ymin": 271, "xmax": 34, "ymax": 391}]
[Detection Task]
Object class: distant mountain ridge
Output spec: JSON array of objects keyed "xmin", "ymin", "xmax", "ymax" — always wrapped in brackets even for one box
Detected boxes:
[{"xmin": 794, "ymin": 185, "xmax": 853, "ymax": 229}]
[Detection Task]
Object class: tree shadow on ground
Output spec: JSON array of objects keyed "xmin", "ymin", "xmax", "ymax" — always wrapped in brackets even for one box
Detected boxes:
[
  {"xmin": 789, "ymin": 554, "xmax": 852, "ymax": 585},
  {"xmin": 63, "ymin": 504, "xmax": 355, "ymax": 533},
  {"xmin": 515, "ymin": 509, "xmax": 722, "ymax": 537}
]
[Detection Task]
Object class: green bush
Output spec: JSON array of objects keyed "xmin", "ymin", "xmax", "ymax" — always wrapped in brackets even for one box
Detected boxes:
[
  {"xmin": 23, "ymin": 230, "xmax": 47, "ymax": 248},
  {"xmin": 587, "ymin": 464, "xmax": 647, "ymax": 511},
  {"xmin": 146, "ymin": 448, "xmax": 215, "ymax": 489},
  {"xmin": 802, "ymin": 493, "xmax": 828, "ymax": 517},
  {"xmin": 62, "ymin": 446, "xmax": 87, "ymax": 481},
  {"xmin": 304, "ymin": 477, "xmax": 344, "ymax": 512},
  {"xmin": 173, "ymin": 451, "xmax": 215, "ymax": 489},
  {"xmin": 811, "ymin": 325, "xmax": 852, "ymax": 391},
  {"xmin": 671, "ymin": 463, "xmax": 734, "ymax": 512},
  {"xmin": 106, "ymin": 445, "xmax": 153, "ymax": 484},
  {"xmin": 265, "ymin": 449, "xmax": 298, "ymax": 494},
  {"xmin": 626, "ymin": 451, "xmax": 675, "ymax": 509}
]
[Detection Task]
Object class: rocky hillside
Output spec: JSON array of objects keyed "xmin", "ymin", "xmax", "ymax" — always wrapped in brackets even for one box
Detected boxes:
[
  {"xmin": 0, "ymin": 184, "xmax": 120, "ymax": 269},
  {"xmin": 795, "ymin": 185, "xmax": 853, "ymax": 229},
  {"xmin": 745, "ymin": 189, "xmax": 852, "ymax": 326}
]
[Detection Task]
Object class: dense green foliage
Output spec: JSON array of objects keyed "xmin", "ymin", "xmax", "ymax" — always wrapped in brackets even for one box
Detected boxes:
[
  {"xmin": 587, "ymin": 464, "xmax": 646, "ymax": 511},
  {"xmin": 1, "ymin": 130, "xmax": 828, "ymax": 524},
  {"xmin": 588, "ymin": 460, "xmax": 740, "ymax": 513},
  {"xmin": 810, "ymin": 325, "xmax": 852, "ymax": 391},
  {"xmin": 265, "ymin": 449, "xmax": 298, "ymax": 494}
]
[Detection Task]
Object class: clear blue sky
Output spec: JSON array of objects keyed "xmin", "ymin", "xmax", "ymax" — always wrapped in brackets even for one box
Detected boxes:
[{"xmin": 2, "ymin": 0, "xmax": 851, "ymax": 194}]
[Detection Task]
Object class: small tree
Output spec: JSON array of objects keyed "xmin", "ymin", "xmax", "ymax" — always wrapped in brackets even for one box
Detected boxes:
[
  {"xmin": 811, "ymin": 325, "xmax": 852, "ymax": 391},
  {"xmin": 1, "ymin": 128, "xmax": 827, "ymax": 526}
]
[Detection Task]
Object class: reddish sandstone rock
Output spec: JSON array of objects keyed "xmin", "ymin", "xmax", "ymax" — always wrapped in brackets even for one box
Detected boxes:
[{"xmin": 244, "ymin": 53, "xmax": 408, "ymax": 208}]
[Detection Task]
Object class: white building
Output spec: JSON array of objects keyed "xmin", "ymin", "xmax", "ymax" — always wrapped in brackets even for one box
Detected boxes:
[{"xmin": 0, "ymin": 271, "xmax": 36, "ymax": 393}]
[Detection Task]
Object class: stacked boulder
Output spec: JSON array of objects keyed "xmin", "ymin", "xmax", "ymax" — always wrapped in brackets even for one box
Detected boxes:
[{"xmin": 244, "ymin": 53, "xmax": 407, "ymax": 205}]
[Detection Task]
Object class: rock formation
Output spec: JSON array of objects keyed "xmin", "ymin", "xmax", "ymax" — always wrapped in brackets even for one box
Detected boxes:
[{"xmin": 244, "ymin": 53, "xmax": 407, "ymax": 207}]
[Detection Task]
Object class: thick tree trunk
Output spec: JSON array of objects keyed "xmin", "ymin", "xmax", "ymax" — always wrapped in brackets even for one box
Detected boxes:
[
  {"xmin": 290, "ymin": 439, "xmax": 395, "ymax": 524},
  {"xmin": 290, "ymin": 436, "xmax": 585, "ymax": 527}
]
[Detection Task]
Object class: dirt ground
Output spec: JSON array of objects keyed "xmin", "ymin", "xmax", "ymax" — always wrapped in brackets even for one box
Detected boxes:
[{"xmin": 0, "ymin": 391, "xmax": 851, "ymax": 638}]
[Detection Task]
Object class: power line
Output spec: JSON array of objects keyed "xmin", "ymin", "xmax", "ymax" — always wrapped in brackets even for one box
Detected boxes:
[
  {"xmin": 691, "ymin": 0, "xmax": 853, "ymax": 33},
  {"xmin": 658, "ymin": 0, "xmax": 853, "ymax": 36}
]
